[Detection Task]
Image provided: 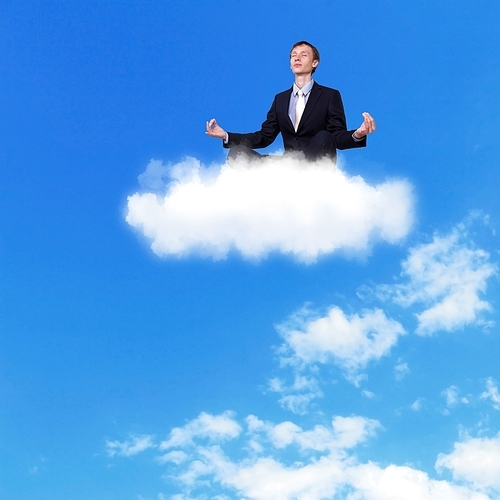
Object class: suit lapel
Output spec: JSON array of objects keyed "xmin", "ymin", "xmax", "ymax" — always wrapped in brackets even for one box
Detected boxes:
[
  {"xmin": 280, "ymin": 87, "xmax": 294, "ymax": 130},
  {"xmin": 297, "ymin": 82, "xmax": 322, "ymax": 131}
]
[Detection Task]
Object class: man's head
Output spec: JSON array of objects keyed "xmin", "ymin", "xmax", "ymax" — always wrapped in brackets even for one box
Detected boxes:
[{"xmin": 290, "ymin": 41, "xmax": 320, "ymax": 75}]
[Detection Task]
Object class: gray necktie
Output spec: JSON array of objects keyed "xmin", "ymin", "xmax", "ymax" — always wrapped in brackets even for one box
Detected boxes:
[{"xmin": 295, "ymin": 89, "xmax": 305, "ymax": 132}]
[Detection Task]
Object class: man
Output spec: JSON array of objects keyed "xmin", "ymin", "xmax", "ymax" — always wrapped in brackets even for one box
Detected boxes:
[{"xmin": 205, "ymin": 41, "xmax": 376, "ymax": 162}]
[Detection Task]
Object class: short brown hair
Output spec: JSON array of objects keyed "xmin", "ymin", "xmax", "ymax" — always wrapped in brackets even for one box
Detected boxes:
[{"xmin": 290, "ymin": 41, "xmax": 320, "ymax": 74}]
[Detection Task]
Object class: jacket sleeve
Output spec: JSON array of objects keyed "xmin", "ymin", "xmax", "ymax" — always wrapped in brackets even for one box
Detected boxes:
[
  {"xmin": 224, "ymin": 97, "xmax": 281, "ymax": 150},
  {"xmin": 326, "ymin": 90, "xmax": 366, "ymax": 150}
]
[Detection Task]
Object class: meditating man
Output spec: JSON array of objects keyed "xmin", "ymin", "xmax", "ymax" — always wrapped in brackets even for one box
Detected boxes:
[{"xmin": 206, "ymin": 40, "xmax": 376, "ymax": 162}]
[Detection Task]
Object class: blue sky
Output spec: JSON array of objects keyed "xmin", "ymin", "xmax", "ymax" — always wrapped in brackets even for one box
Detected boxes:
[{"xmin": 1, "ymin": 1, "xmax": 500, "ymax": 499}]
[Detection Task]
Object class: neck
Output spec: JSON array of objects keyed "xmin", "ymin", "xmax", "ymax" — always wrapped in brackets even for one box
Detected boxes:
[{"xmin": 294, "ymin": 73, "xmax": 313, "ymax": 88}]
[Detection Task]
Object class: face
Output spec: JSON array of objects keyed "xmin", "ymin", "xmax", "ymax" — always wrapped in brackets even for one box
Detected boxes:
[{"xmin": 290, "ymin": 44, "xmax": 318, "ymax": 75}]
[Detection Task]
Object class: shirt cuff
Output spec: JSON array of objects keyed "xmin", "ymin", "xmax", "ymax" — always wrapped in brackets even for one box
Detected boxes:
[{"xmin": 352, "ymin": 132, "xmax": 365, "ymax": 142}]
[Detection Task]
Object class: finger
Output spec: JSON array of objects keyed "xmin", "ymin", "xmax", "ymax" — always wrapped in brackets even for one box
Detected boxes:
[
  {"xmin": 206, "ymin": 121, "xmax": 216, "ymax": 136},
  {"xmin": 207, "ymin": 119, "xmax": 217, "ymax": 135},
  {"xmin": 364, "ymin": 117, "xmax": 373, "ymax": 134},
  {"xmin": 362, "ymin": 112, "xmax": 375, "ymax": 133}
]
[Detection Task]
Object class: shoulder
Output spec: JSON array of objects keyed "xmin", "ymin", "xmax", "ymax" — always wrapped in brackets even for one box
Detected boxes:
[
  {"xmin": 313, "ymin": 82, "xmax": 340, "ymax": 95},
  {"xmin": 275, "ymin": 87, "xmax": 293, "ymax": 99},
  {"xmin": 271, "ymin": 88, "xmax": 293, "ymax": 108}
]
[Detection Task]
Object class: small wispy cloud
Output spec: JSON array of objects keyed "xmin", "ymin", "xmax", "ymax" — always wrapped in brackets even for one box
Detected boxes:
[
  {"xmin": 126, "ymin": 156, "xmax": 414, "ymax": 262},
  {"xmin": 442, "ymin": 385, "xmax": 469, "ymax": 409},
  {"xmin": 480, "ymin": 378, "xmax": 500, "ymax": 410},
  {"xmin": 276, "ymin": 305, "xmax": 406, "ymax": 386},
  {"xmin": 394, "ymin": 359, "xmax": 410, "ymax": 381},
  {"xmin": 159, "ymin": 411, "xmax": 242, "ymax": 450},
  {"xmin": 245, "ymin": 414, "xmax": 380, "ymax": 452},
  {"xmin": 362, "ymin": 389, "xmax": 376, "ymax": 399},
  {"xmin": 268, "ymin": 375, "xmax": 323, "ymax": 415},
  {"xmin": 105, "ymin": 434, "xmax": 155, "ymax": 457},
  {"xmin": 367, "ymin": 218, "xmax": 497, "ymax": 335},
  {"xmin": 410, "ymin": 397, "xmax": 424, "ymax": 411}
]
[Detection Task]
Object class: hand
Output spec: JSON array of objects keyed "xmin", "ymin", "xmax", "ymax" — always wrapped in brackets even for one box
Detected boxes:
[
  {"xmin": 205, "ymin": 118, "xmax": 227, "ymax": 139},
  {"xmin": 353, "ymin": 112, "xmax": 376, "ymax": 139}
]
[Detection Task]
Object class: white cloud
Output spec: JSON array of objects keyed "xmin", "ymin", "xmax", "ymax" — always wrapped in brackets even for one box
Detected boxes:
[
  {"xmin": 410, "ymin": 398, "xmax": 424, "ymax": 411},
  {"xmin": 126, "ymin": 156, "xmax": 414, "ymax": 262},
  {"xmin": 159, "ymin": 411, "xmax": 242, "ymax": 450},
  {"xmin": 442, "ymin": 385, "xmax": 469, "ymax": 409},
  {"xmin": 162, "ymin": 413, "xmax": 381, "ymax": 499},
  {"xmin": 347, "ymin": 462, "xmax": 489, "ymax": 500},
  {"xmin": 480, "ymin": 378, "xmax": 500, "ymax": 410},
  {"xmin": 436, "ymin": 433, "xmax": 500, "ymax": 493},
  {"xmin": 277, "ymin": 306, "xmax": 406, "ymax": 385},
  {"xmin": 245, "ymin": 414, "xmax": 380, "ymax": 453},
  {"xmin": 141, "ymin": 412, "xmax": 489, "ymax": 500},
  {"xmin": 220, "ymin": 455, "xmax": 487, "ymax": 500},
  {"xmin": 373, "ymin": 222, "xmax": 496, "ymax": 335},
  {"xmin": 443, "ymin": 385, "xmax": 460, "ymax": 407},
  {"xmin": 157, "ymin": 450, "xmax": 188, "ymax": 465},
  {"xmin": 105, "ymin": 434, "xmax": 155, "ymax": 457},
  {"xmin": 268, "ymin": 374, "xmax": 323, "ymax": 415},
  {"xmin": 331, "ymin": 415, "xmax": 381, "ymax": 449},
  {"xmin": 202, "ymin": 447, "xmax": 346, "ymax": 500},
  {"xmin": 394, "ymin": 360, "xmax": 410, "ymax": 381}
]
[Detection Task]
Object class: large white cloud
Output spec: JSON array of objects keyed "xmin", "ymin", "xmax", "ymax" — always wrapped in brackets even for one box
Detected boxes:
[{"xmin": 125, "ymin": 156, "xmax": 414, "ymax": 261}]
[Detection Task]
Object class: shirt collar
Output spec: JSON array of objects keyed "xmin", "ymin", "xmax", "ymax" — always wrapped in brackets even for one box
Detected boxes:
[{"xmin": 293, "ymin": 79, "xmax": 314, "ymax": 96}]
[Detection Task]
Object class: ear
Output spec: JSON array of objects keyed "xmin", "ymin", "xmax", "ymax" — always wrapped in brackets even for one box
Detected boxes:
[{"xmin": 312, "ymin": 60, "xmax": 318, "ymax": 68}]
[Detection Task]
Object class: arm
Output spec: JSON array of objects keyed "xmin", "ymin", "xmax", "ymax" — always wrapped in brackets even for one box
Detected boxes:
[
  {"xmin": 205, "ymin": 97, "xmax": 281, "ymax": 150},
  {"xmin": 326, "ymin": 91, "xmax": 375, "ymax": 150}
]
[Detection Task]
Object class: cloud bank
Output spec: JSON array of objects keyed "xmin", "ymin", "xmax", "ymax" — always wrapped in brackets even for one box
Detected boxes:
[
  {"xmin": 126, "ymin": 156, "xmax": 414, "ymax": 261},
  {"xmin": 109, "ymin": 411, "xmax": 491, "ymax": 500}
]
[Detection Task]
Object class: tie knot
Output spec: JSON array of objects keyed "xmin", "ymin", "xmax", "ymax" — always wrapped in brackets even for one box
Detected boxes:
[{"xmin": 298, "ymin": 89, "xmax": 304, "ymax": 97}]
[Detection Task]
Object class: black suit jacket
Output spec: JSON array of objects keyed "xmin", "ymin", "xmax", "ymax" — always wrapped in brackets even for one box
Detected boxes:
[{"xmin": 224, "ymin": 82, "xmax": 366, "ymax": 153}]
